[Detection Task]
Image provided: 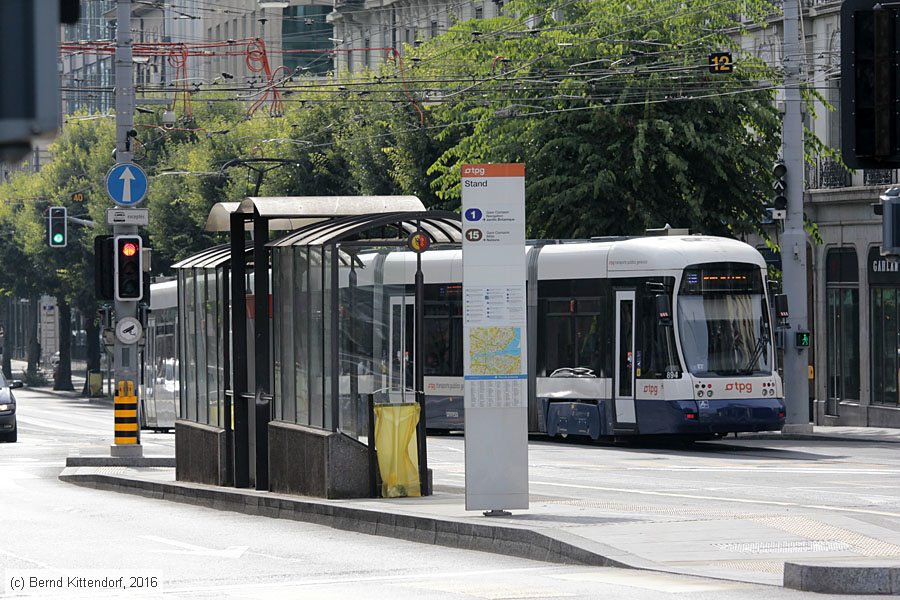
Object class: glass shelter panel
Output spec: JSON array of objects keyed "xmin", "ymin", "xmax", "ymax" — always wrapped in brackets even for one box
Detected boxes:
[
  {"xmin": 184, "ymin": 269, "xmax": 197, "ymax": 421},
  {"xmin": 206, "ymin": 269, "xmax": 220, "ymax": 426},
  {"xmin": 295, "ymin": 247, "xmax": 310, "ymax": 425},
  {"xmin": 271, "ymin": 242, "xmax": 433, "ymax": 436},
  {"xmin": 195, "ymin": 270, "xmax": 209, "ymax": 425},
  {"xmin": 309, "ymin": 246, "xmax": 325, "ymax": 429}
]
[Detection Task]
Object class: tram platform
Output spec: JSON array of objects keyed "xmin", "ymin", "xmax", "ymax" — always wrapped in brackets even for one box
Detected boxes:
[{"xmin": 59, "ymin": 425, "xmax": 900, "ymax": 595}]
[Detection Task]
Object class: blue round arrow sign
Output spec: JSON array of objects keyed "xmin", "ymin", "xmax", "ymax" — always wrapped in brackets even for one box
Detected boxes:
[{"xmin": 106, "ymin": 163, "xmax": 148, "ymax": 206}]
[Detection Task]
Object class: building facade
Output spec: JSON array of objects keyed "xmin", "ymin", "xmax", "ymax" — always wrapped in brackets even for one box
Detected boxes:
[
  {"xmin": 328, "ymin": 0, "xmax": 505, "ymax": 74},
  {"xmin": 740, "ymin": 0, "xmax": 900, "ymax": 427},
  {"xmin": 59, "ymin": 0, "xmax": 334, "ymax": 120}
]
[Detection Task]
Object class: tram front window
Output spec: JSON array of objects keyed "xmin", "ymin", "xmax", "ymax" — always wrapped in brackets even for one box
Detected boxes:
[{"xmin": 677, "ymin": 264, "xmax": 772, "ymax": 376}]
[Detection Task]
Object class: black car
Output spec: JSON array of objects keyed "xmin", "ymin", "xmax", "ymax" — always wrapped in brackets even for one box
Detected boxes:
[{"xmin": 0, "ymin": 373, "xmax": 22, "ymax": 443}]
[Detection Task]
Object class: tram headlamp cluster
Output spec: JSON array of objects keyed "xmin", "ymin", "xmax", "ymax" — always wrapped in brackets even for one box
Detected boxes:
[{"xmin": 0, "ymin": 403, "xmax": 13, "ymax": 412}]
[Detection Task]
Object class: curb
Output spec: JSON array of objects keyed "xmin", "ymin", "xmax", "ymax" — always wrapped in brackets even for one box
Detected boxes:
[
  {"xmin": 58, "ymin": 469, "xmax": 646, "ymax": 570},
  {"xmin": 65, "ymin": 456, "xmax": 175, "ymax": 467},
  {"xmin": 784, "ymin": 562, "xmax": 900, "ymax": 595},
  {"xmin": 740, "ymin": 433, "xmax": 900, "ymax": 445}
]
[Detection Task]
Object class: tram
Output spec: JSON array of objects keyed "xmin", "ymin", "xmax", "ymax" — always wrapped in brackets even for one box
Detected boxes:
[
  {"xmin": 350, "ymin": 232, "xmax": 785, "ymax": 441},
  {"xmin": 140, "ymin": 278, "xmax": 178, "ymax": 431}
]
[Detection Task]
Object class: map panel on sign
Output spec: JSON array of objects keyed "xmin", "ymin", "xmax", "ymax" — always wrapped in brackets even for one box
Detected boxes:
[{"xmin": 468, "ymin": 326, "xmax": 523, "ymax": 376}]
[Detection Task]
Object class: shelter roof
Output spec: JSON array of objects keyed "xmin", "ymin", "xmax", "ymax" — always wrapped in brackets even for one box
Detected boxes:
[
  {"xmin": 204, "ymin": 196, "xmax": 426, "ymax": 232},
  {"xmin": 268, "ymin": 211, "xmax": 462, "ymax": 248},
  {"xmin": 172, "ymin": 242, "xmax": 253, "ymax": 270}
]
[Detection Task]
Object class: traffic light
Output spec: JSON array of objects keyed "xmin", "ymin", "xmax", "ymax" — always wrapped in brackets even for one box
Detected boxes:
[
  {"xmin": 114, "ymin": 235, "xmax": 143, "ymax": 301},
  {"xmin": 771, "ymin": 161, "xmax": 787, "ymax": 219},
  {"xmin": 94, "ymin": 235, "xmax": 114, "ymax": 301},
  {"xmin": 48, "ymin": 206, "xmax": 67, "ymax": 248},
  {"xmin": 841, "ymin": 1, "xmax": 900, "ymax": 169},
  {"xmin": 881, "ymin": 189, "xmax": 900, "ymax": 256}
]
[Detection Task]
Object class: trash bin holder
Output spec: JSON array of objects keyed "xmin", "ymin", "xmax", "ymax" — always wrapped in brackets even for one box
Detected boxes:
[{"xmin": 373, "ymin": 402, "xmax": 421, "ymax": 498}]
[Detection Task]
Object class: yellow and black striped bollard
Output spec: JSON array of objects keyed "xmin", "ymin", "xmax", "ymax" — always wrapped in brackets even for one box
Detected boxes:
[{"xmin": 114, "ymin": 380, "xmax": 139, "ymax": 445}]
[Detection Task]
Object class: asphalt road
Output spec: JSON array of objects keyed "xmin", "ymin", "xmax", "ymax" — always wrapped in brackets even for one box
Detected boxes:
[{"xmin": 0, "ymin": 385, "xmax": 879, "ymax": 599}]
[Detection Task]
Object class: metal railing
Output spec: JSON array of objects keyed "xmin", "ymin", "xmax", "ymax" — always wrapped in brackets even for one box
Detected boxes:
[
  {"xmin": 811, "ymin": 158, "xmax": 851, "ymax": 189},
  {"xmin": 864, "ymin": 169, "xmax": 896, "ymax": 186}
]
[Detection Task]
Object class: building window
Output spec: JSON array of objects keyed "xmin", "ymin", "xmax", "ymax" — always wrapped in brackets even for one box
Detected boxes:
[
  {"xmin": 870, "ymin": 247, "xmax": 900, "ymax": 407},
  {"xmin": 475, "ymin": 6, "xmax": 484, "ymax": 19},
  {"xmin": 431, "ymin": 20, "xmax": 438, "ymax": 38},
  {"xmin": 825, "ymin": 248, "xmax": 860, "ymax": 415}
]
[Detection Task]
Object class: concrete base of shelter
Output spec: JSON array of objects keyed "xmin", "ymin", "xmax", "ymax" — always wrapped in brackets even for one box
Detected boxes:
[
  {"xmin": 268, "ymin": 421, "xmax": 369, "ymax": 499},
  {"xmin": 784, "ymin": 562, "xmax": 900, "ymax": 595},
  {"xmin": 175, "ymin": 420, "xmax": 229, "ymax": 486},
  {"xmin": 67, "ymin": 456, "xmax": 174, "ymax": 468}
]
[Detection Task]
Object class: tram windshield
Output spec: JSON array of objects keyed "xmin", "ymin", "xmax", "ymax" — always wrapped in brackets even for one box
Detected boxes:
[{"xmin": 677, "ymin": 264, "xmax": 772, "ymax": 376}]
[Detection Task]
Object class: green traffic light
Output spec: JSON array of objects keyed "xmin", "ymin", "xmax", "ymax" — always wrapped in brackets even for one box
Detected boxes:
[{"xmin": 52, "ymin": 233, "xmax": 64, "ymax": 244}]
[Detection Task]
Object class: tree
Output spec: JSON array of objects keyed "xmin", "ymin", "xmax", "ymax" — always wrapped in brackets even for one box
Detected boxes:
[{"xmin": 406, "ymin": 0, "xmax": 784, "ymax": 238}]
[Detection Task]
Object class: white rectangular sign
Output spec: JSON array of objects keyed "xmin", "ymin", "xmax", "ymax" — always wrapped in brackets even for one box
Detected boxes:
[
  {"xmin": 462, "ymin": 163, "xmax": 529, "ymax": 512},
  {"xmin": 107, "ymin": 208, "xmax": 149, "ymax": 226}
]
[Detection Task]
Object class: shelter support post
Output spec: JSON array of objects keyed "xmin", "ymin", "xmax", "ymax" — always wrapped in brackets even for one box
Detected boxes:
[
  {"xmin": 253, "ymin": 214, "xmax": 271, "ymax": 490},
  {"xmin": 230, "ymin": 212, "xmax": 250, "ymax": 488},
  {"xmin": 415, "ymin": 247, "xmax": 429, "ymax": 496}
]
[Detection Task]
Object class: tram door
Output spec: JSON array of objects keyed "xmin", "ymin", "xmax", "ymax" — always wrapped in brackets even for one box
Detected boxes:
[
  {"xmin": 614, "ymin": 291, "xmax": 637, "ymax": 426},
  {"xmin": 388, "ymin": 296, "xmax": 416, "ymax": 403}
]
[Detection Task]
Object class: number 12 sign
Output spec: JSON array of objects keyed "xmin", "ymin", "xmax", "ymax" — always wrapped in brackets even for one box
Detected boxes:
[{"xmin": 708, "ymin": 52, "xmax": 733, "ymax": 74}]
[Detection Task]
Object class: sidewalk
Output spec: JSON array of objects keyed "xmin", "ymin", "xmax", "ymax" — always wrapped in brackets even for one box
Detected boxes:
[{"xmin": 58, "ymin": 424, "xmax": 900, "ymax": 595}]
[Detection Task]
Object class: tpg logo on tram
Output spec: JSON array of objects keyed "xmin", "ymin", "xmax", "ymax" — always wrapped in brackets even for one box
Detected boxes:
[{"xmin": 724, "ymin": 382, "xmax": 753, "ymax": 394}]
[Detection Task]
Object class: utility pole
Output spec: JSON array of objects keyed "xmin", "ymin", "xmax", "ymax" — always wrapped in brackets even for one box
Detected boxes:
[
  {"xmin": 110, "ymin": 0, "xmax": 143, "ymax": 457},
  {"xmin": 780, "ymin": 0, "xmax": 812, "ymax": 431}
]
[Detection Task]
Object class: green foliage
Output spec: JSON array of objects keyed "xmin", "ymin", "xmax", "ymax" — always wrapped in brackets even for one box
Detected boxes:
[{"xmin": 0, "ymin": 0, "xmax": 832, "ymax": 313}]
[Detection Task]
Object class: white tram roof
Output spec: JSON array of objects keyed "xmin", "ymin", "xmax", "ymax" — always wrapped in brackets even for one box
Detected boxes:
[
  {"xmin": 537, "ymin": 235, "xmax": 765, "ymax": 280},
  {"xmin": 334, "ymin": 235, "xmax": 765, "ymax": 286}
]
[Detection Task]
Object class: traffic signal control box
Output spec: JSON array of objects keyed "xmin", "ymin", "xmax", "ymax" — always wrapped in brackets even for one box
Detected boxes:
[
  {"xmin": 841, "ymin": 1, "xmax": 900, "ymax": 168},
  {"xmin": 48, "ymin": 206, "xmax": 66, "ymax": 247},
  {"xmin": 114, "ymin": 235, "xmax": 143, "ymax": 301},
  {"xmin": 882, "ymin": 195, "xmax": 900, "ymax": 256}
]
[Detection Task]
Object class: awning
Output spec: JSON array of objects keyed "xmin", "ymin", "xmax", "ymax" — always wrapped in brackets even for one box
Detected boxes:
[{"xmin": 204, "ymin": 196, "xmax": 426, "ymax": 232}]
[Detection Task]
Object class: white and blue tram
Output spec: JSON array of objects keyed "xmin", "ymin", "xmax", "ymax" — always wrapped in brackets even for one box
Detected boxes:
[
  {"xmin": 140, "ymin": 278, "xmax": 179, "ymax": 431},
  {"xmin": 352, "ymin": 233, "xmax": 785, "ymax": 440}
]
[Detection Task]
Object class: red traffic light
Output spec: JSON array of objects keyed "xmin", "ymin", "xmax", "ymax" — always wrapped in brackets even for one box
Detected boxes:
[{"xmin": 121, "ymin": 242, "xmax": 138, "ymax": 257}]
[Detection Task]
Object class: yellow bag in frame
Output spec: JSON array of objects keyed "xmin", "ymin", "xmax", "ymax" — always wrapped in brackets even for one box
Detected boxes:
[{"xmin": 373, "ymin": 403, "xmax": 421, "ymax": 497}]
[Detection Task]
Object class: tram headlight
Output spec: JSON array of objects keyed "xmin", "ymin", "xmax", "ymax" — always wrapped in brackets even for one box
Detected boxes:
[
  {"xmin": 697, "ymin": 391, "xmax": 704, "ymax": 398},
  {"xmin": 0, "ymin": 403, "xmax": 12, "ymax": 412}
]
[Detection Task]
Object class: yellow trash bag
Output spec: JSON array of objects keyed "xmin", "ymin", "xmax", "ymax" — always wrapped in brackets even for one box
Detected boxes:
[
  {"xmin": 88, "ymin": 371, "xmax": 103, "ymax": 397},
  {"xmin": 373, "ymin": 402, "xmax": 421, "ymax": 498}
]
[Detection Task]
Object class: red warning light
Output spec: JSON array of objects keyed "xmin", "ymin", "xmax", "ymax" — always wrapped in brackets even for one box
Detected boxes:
[{"xmin": 121, "ymin": 242, "xmax": 138, "ymax": 257}]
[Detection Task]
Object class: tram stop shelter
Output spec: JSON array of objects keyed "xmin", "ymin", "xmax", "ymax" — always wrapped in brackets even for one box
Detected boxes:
[{"xmin": 174, "ymin": 196, "xmax": 462, "ymax": 499}]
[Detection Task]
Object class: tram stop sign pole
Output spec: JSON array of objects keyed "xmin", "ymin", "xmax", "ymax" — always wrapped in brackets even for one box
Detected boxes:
[{"xmin": 460, "ymin": 164, "xmax": 529, "ymax": 515}]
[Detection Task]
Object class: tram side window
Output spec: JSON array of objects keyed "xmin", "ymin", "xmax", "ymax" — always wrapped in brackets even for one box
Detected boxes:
[
  {"xmin": 538, "ymin": 296, "xmax": 608, "ymax": 376},
  {"xmin": 637, "ymin": 287, "xmax": 682, "ymax": 379},
  {"xmin": 423, "ymin": 295, "xmax": 463, "ymax": 376}
]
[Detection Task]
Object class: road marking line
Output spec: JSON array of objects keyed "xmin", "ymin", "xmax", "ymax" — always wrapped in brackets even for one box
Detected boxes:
[
  {"xmin": 140, "ymin": 534, "xmax": 248, "ymax": 558},
  {"xmin": 529, "ymin": 480, "xmax": 900, "ymax": 518}
]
